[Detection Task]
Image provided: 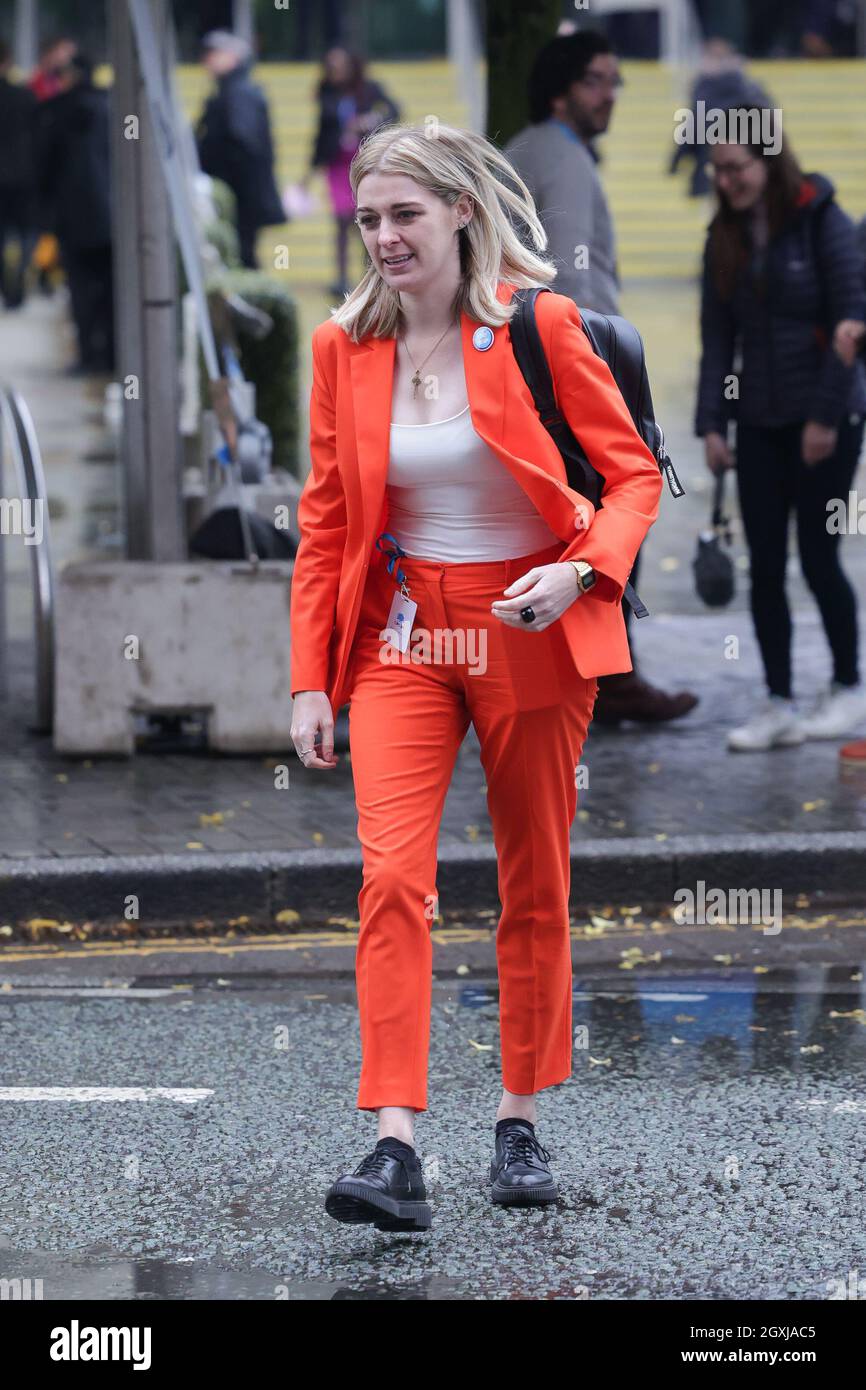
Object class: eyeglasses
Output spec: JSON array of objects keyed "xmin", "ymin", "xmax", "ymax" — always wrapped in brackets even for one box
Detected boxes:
[
  {"xmin": 577, "ymin": 72, "xmax": 625, "ymax": 92},
  {"xmin": 709, "ymin": 160, "xmax": 755, "ymax": 178}
]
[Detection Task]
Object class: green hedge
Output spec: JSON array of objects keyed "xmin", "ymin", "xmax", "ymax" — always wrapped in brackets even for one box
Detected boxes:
[
  {"xmin": 201, "ymin": 216, "xmax": 242, "ymax": 271},
  {"xmin": 208, "ymin": 178, "xmax": 239, "ymax": 228},
  {"xmin": 178, "ymin": 178, "xmax": 299, "ymax": 476},
  {"xmin": 180, "ymin": 178, "xmax": 241, "ymax": 276}
]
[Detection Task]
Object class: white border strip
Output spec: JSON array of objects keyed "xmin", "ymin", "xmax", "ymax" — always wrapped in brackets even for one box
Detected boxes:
[{"xmin": 0, "ymin": 1087, "xmax": 212, "ymax": 1103}]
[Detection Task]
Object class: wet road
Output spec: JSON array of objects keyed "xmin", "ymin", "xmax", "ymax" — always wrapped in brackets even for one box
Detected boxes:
[{"xmin": 1, "ymin": 956, "xmax": 865, "ymax": 1301}]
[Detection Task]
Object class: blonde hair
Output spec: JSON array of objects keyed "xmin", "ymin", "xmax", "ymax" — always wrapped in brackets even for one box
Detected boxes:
[{"xmin": 328, "ymin": 120, "xmax": 557, "ymax": 342}]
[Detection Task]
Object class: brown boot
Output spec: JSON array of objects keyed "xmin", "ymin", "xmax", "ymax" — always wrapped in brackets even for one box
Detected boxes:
[{"xmin": 593, "ymin": 671, "xmax": 699, "ymax": 726}]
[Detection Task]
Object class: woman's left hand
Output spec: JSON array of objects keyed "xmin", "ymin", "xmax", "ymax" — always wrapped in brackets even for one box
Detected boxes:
[
  {"xmin": 801, "ymin": 420, "xmax": 838, "ymax": 467},
  {"xmin": 490, "ymin": 562, "xmax": 584, "ymax": 631},
  {"xmin": 834, "ymin": 319, "xmax": 866, "ymax": 366}
]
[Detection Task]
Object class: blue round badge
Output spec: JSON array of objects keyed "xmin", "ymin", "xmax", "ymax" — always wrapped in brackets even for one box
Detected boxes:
[{"xmin": 472, "ymin": 326, "xmax": 494, "ymax": 351}]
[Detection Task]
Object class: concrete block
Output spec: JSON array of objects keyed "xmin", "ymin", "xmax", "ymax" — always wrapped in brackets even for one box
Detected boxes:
[{"xmin": 54, "ymin": 561, "xmax": 295, "ymax": 754}]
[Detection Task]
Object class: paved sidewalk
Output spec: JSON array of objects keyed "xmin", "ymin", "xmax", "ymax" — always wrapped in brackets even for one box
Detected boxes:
[
  {"xmin": 3, "ymin": 605, "xmax": 866, "ymax": 924},
  {"xmin": 2, "ymin": 286, "xmax": 866, "ymax": 924},
  {"xmin": 3, "ymin": 610, "xmax": 866, "ymax": 860}
]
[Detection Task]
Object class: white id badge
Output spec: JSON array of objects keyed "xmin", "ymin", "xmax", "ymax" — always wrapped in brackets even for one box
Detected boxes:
[{"xmin": 383, "ymin": 590, "xmax": 417, "ymax": 653}]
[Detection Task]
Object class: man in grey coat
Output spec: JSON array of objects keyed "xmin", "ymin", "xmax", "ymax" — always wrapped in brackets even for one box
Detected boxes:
[
  {"xmin": 503, "ymin": 30, "xmax": 620, "ymax": 315},
  {"xmin": 503, "ymin": 30, "xmax": 698, "ymax": 726}
]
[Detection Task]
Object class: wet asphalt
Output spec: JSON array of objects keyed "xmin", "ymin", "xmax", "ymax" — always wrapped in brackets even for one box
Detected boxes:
[{"xmin": 1, "ymin": 952, "xmax": 865, "ymax": 1301}]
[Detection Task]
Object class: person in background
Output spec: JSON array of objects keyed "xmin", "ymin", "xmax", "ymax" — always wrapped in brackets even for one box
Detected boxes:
[
  {"xmin": 669, "ymin": 39, "xmax": 771, "ymax": 199},
  {"xmin": 36, "ymin": 53, "xmax": 114, "ymax": 373},
  {"xmin": 196, "ymin": 29, "xmax": 286, "ymax": 270},
  {"xmin": 800, "ymin": 0, "xmax": 859, "ymax": 57},
  {"xmin": 695, "ymin": 110, "xmax": 866, "ymax": 750},
  {"xmin": 301, "ymin": 47, "xmax": 400, "ymax": 299},
  {"xmin": 291, "ymin": 0, "xmax": 343, "ymax": 60},
  {"xmin": 503, "ymin": 30, "xmax": 620, "ymax": 314},
  {"xmin": 503, "ymin": 30, "xmax": 698, "ymax": 727},
  {"xmin": 25, "ymin": 37, "xmax": 76, "ymax": 295},
  {"xmin": 0, "ymin": 41, "xmax": 38, "ymax": 310},
  {"xmin": 27, "ymin": 35, "xmax": 76, "ymax": 103}
]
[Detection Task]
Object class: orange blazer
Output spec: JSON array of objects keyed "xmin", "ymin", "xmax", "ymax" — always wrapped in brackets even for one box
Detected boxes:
[{"xmin": 290, "ymin": 279, "xmax": 664, "ymax": 713}]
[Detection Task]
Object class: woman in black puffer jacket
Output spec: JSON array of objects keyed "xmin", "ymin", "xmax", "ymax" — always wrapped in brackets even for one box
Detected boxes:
[{"xmin": 695, "ymin": 108, "xmax": 866, "ymax": 751}]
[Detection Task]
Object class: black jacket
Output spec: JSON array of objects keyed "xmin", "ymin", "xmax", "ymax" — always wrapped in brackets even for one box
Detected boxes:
[
  {"xmin": 196, "ymin": 63, "xmax": 285, "ymax": 228},
  {"xmin": 0, "ymin": 77, "xmax": 38, "ymax": 199},
  {"xmin": 35, "ymin": 82, "xmax": 112, "ymax": 248},
  {"xmin": 695, "ymin": 172, "xmax": 866, "ymax": 435},
  {"xmin": 309, "ymin": 78, "xmax": 400, "ymax": 170}
]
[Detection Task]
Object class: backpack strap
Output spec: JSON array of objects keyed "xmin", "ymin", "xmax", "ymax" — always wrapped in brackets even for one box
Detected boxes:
[
  {"xmin": 509, "ymin": 287, "xmax": 570, "ymax": 433},
  {"xmin": 510, "ymin": 287, "xmax": 604, "ymax": 507},
  {"xmin": 509, "ymin": 286, "xmax": 649, "ymax": 618}
]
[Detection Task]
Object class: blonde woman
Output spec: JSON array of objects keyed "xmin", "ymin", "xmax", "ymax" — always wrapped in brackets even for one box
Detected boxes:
[{"xmin": 289, "ymin": 122, "xmax": 663, "ymax": 1230}]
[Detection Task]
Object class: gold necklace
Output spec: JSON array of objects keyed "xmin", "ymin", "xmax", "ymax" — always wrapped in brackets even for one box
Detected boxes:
[{"xmin": 399, "ymin": 316, "xmax": 458, "ymax": 399}]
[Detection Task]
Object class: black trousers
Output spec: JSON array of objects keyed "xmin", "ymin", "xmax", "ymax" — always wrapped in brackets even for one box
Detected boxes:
[
  {"xmin": 735, "ymin": 414, "xmax": 866, "ymax": 699},
  {"xmin": 61, "ymin": 241, "xmax": 115, "ymax": 371},
  {"xmin": 0, "ymin": 188, "xmax": 38, "ymax": 308},
  {"xmin": 237, "ymin": 217, "xmax": 259, "ymax": 270}
]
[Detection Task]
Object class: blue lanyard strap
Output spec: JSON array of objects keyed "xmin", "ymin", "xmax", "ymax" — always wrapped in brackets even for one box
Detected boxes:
[{"xmin": 375, "ymin": 531, "xmax": 409, "ymax": 588}]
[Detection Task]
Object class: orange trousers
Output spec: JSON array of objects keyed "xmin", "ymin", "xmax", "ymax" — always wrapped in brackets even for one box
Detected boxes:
[{"xmin": 344, "ymin": 539, "xmax": 598, "ymax": 1112}]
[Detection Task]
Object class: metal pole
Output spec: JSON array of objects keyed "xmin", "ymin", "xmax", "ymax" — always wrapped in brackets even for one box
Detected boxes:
[
  {"xmin": 109, "ymin": 0, "xmax": 184, "ymax": 561},
  {"xmin": 0, "ymin": 388, "xmax": 55, "ymax": 732},
  {"xmin": 126, "ymin": 0, "xmax": 257, "ymax": 565},
  {"xmin": 13, "ymin": 0, "xmax": 38, "ymax": 74},
  {"xmin": 447, "ymin": 0, "xmax": 484, "ymax": 134},
  {"xmin": 344, "ymin": 0, "xmax": 366, "ymax": 55},
  {"xmin": 0, "ymin": 412, "xmax": 6, "ymax": 704},
  {"xmin": 232, "ymin": 0, "xmax": 255, "ymax": 46}
]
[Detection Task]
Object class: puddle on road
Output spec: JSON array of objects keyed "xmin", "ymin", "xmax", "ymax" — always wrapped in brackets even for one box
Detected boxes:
[
  {"xmin": 456, "ymin": 966, "xmax": 866, "ymax": 1079},
  {"xmin": 3, "ymin": 964, "xmax": 865, "ymax": 1080},
  {"xmin": 126, "ymin": 961, "xmax": 866, "ymax": 1070},
  {"xmin": 3, "ymin": 963, "xmax": 864, "ymax": 1301},
  {"xmin": 0, "ymin": 1253, "xmax": 462, "ymax": 1301}
]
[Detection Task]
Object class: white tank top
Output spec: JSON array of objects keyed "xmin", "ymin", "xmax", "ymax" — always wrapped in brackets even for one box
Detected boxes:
[{"xmin": 387, "ymin": 404, "xmax": 561, "ymax": 561}]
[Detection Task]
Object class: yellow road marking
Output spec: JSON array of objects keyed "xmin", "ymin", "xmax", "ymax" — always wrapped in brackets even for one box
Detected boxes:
[{"xmin": 0, "ymin": 914, "xmax": 864, "ymax": 964}]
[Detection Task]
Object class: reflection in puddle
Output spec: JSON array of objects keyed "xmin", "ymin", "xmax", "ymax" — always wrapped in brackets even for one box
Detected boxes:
[
  {"xmin": 3, "ymin": 963, "xmax": 863, "ymax": 1301},
  {"xmin": 450, "ymin": 965, "xmax": 866, "ymax": 1078},
  {"xmin": 0, "ymin": 1253, "xmax": 462, "ymax": 1301}
]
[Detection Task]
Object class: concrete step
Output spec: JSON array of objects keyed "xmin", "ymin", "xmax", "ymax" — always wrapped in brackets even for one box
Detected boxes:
[{"xmin": 178, "ymin": 58, "xmax": 866, "ymax": 281}]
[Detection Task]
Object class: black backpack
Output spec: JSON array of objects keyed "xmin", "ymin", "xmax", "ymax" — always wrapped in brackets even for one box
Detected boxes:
[{"xmin": 508, "ymin": 286, "xmax": 684, "ymax": 617}]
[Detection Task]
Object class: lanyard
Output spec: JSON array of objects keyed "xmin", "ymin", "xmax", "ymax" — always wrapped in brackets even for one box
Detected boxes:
[{"xmin": 375, "ymin": 531, "xmax": 412, "ymax": 599}]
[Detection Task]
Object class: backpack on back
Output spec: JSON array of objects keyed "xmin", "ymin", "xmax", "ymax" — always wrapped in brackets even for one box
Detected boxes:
[{"xmin": 508, "ymin": 285, "xmax": 684, "ymax": 617}]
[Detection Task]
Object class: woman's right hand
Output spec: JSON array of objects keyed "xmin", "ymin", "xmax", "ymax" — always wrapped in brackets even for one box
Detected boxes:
[
  {"xmin": 704, "ymin": 432, "xmax": 735, "ymax": 476},
  {"xmin": 291, "ymin": 691, "xmax": 339, "ymax": 770}
]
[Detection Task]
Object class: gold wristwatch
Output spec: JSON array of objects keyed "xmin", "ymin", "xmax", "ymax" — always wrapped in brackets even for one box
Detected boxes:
[{"xmin": 569, "ymin": 560, "xmax": 597, "ymax": 594}]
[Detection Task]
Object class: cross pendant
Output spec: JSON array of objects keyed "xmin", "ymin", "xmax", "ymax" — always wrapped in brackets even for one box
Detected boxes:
[{"xmin": 411, "ymin": 371, "xmax": 422, "ymax": 399}]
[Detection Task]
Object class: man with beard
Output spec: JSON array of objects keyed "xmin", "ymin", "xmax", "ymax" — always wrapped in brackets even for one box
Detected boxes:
[{"xmin": 504, "ymin": 30, "xmax": 698, "ymax": 727}]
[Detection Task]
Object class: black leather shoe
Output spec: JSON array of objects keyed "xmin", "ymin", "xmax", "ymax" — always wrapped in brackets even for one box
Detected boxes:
[
  {"xmin": 325, "ymin": 1141, "xmax": 432, "ymax": 1231},
  {"xmin": 490, "ymin": 1121, "xmax": 558, "ymax": 1205}
]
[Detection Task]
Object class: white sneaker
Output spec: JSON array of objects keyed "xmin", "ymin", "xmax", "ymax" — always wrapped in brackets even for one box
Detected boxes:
[
  {"xmin": 727, "ymin": 696, "xmax": 806, "ymax": 752},
  {"xmin": 800, "ymin": 683, "xmax": 866, "ymax": 740}
]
